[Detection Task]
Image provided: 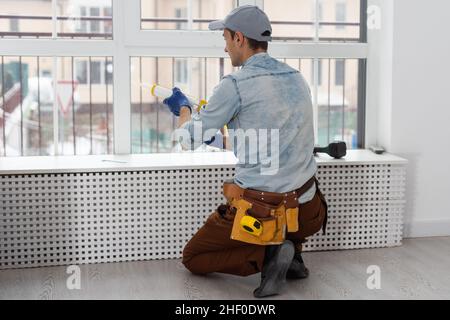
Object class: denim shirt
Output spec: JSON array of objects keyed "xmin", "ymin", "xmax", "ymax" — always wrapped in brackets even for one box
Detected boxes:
[{"xmin": 181, "ymin": 52, "xmax": 317, "ymax": 203}]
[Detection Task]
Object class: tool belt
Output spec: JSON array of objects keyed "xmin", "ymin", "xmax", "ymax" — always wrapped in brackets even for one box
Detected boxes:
[{"xmin": 223, "ymin": 176, "xmax": 324, "ymax": 246}]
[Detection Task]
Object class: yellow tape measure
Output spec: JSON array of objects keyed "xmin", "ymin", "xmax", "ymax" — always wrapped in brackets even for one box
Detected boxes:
[{"xmin": 240, "ymin": 215, "xmax": 263, "ymax": 237}]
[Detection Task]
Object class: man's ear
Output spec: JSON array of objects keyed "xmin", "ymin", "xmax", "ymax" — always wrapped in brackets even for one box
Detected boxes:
[{"xmin": 235, "ymin": 31, "xmax": 245, "ymax": 47}]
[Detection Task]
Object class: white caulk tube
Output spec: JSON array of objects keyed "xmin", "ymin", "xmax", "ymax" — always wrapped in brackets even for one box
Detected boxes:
[
  {"xmin": 142, "ymin": 82, "xmax": 228, "ymax": 150},
  {"xmin": 149, "ymin": 84, "xmax": 201, "ymax": 108}
]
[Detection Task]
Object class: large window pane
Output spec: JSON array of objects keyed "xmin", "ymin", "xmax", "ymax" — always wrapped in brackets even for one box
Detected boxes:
[
  {"xmin": 318, "ymin": 0, "xmax": 360, "ymax": 42},
  {"xmin": 57, "ymin": 0, "xmax": 113, "ymax": 39},
  {"xmin": 0, "ymin": 0, "xmax": 112, "ymax": 39},
  {"xmin": 264, "ymin": 0, "xmax": 315, "ymax": 41},
  {"xmin": 264, "ymin": 0, "xmax": 362, "ymax": 42},
  {"xmin": 57, "ymin": 56, "xmax": 113, "ymax": 155},
  {"xmin": 317, "ymin": 58, "xmax": 361, "ymax": 149},
  {"xmin": 141, "ymin": 0, "xmax": 188, "ymax": 30},
  {"xmin": 130, "ymin": 56, "xmax": 236, "ymax": 153},
  {"xmin": 280, "ymin": 57, "xmax": 361, "ymax": 149},
  {"xmin": 130, "ymin": 56, "xmax": 362, "ymax": 153},
  {"xmin": 0, "ymin": 0, "xmax": 53, "ymax": 38},
  {"xmin": 1, "ymin": 56, "xmax": 54, "ymax": 156},
  {"xmin": 0, "ymin": 55, "xmax": 114, "ymax": 157},
  {"xmin": 191, "ymin": 0, "xmax": 235, "ymax": 31},
  {"xmin": 141, "ymin": 0, "xmax": 236, "ymax": 30}
]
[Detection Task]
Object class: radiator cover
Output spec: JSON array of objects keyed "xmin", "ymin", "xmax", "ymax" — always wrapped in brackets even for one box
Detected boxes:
[{"xmin": 0, "ymin": 151, "xmax": 407, "ymax": 269}]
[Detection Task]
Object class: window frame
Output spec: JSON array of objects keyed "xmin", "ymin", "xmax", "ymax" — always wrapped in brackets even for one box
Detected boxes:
[{"xmin": 0, "ymin": 0, "xmax": 370, "ymax": 156}]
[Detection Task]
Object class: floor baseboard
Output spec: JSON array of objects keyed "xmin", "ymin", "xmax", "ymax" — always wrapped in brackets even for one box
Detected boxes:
[{"xmin": 404, "ymin": 219, "xmax": 450, "ymax": 238}]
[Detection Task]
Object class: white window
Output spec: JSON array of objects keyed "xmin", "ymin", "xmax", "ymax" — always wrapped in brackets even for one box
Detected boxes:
[
  {"xmin": 0, "ymin": 0, "xmax": 114, "ymax": 157},
  {"xmin": 0, "ymin": 0, "xmax": 368, "ymax": 157}
]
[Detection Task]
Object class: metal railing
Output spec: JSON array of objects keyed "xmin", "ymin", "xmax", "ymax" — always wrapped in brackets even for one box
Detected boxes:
[
  {"xmin": 0, "ymin": 55, "xmax": 364, "ymax": 157},
  {"xmin": 142, "ymin": 17, "xmax": 360, "ymax": 27},
  {"xmin": 129, "ymin": 56, "xmax": 364, "ymax": 154},
  {"xmin": 0, "ymin": 55, "xmax": 113, "ymax": 157},
  {"xmin": 0, "ymin": 15, "xmax": 362, "ymax": 41},
  {"xmin": 131, "ymin": 56, "xmax": 232, "ymax": 153},
  {"xmin": 0, "ymin": 15, "xmax": 112, "ymax": 39},
  {"xmin": 141, "ymin": 18, "xmax": 363, "ymax": 42}
]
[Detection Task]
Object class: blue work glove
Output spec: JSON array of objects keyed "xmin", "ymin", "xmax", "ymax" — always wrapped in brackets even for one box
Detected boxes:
[
  {"xmin": 163, "ymin": 87, "xmax": 192, "ymax": 116},
  {"xmin": 204, "ymin": 135, "xmax": 216, "ymax": 146}
]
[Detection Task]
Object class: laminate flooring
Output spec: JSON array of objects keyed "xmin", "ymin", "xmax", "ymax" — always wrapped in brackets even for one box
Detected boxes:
[{"xmin": 1, "ymin": 237, "xmax": 449, "ymax": 300}]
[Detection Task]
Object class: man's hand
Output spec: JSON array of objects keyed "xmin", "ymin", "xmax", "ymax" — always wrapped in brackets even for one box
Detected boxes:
[
  {"xmin": 177, "ymin": 106, "xmax": 192, "ymax": 129},
  {"xmin": 163, "ymin": 87, "xmax": 192, "ymax": 116}
]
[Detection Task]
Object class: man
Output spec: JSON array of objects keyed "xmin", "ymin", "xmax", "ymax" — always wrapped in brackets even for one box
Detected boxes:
[{"xmin": 163, "ymin": 5, "xmax": 327, "ymax": 298}]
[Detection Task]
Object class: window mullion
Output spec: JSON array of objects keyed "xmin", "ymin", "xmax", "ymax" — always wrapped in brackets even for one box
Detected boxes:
[
  {"xmin": 187, "ymin": 0, "xmax": 193, "ymax": 30},
  {"xmin": 187, "ymin": 0, "xmax": 193, "ymax": 93},
  {"xmin": 112, "ymin": 0, "xmax": 131, "ymax": 154},
  {"xmin": 314, "ymin": 0, "xmax": 320, "ymax": 42},
  {"xmin": 52, "ymin": 0, "xmax": 57, "ymax": 38},
  {"xmin": 312, "ymin": 0, "xmax": 320, "ymax": 144},
  {"xmin": 52, "ymin": 56, "xmax": 59, "ymax": 155},
  {"xmin": 52, "ymin": 0, "xmax": 58, "ymax": 155}
]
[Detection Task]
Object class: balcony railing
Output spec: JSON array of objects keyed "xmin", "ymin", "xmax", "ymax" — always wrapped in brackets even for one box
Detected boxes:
[
  {"xmin": 0, "ymin": 15, "xmax": 361, "ymax": 41},
  {"xmin": 0, "ymin": 15, "xmax": 112, "ymax": 39},
  {"xmin": 129, "ymin": 56, "xmax": 364, "ymax": 155},
  {"xmin": 0, "ymin": 52, "xmax": 365, "ymax": 157},
  {"xmin": 0, "ymin": 55, "xmax": 113, "ymax": 157}
]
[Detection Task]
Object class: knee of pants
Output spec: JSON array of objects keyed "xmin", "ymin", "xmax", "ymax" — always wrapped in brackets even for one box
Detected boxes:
[
  {"xmin": 181, "ymin": 245, "xmax": 191, "ymax": 264},
  {"xmin": 182, "ymin": 252, "xmax": 206, "ymax": 275},
  {"xmin": 182, "ymin": 246, "xmax": 201, "ymax": 273}
]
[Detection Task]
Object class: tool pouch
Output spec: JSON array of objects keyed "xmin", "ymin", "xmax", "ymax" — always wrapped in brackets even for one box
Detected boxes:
[
  {"xmin": 286, "ymin": 207, "xmax": 299, "ymax": 233},
  {"xmin": 229, "ymin": 198, "xmax": 285, "ymax": 245},
  {"xmin": 223, "ymin": 178, "xmax": 315, "ymax": 246}
]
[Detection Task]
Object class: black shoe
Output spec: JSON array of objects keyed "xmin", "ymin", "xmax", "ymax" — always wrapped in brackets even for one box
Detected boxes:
[
  {"xmin": 286, "ymin": 252, "xmax": 310, "ymax": 280},
  {"xmin": 253, "ymin": 240, "xmax": 295, "ymax": 298}
]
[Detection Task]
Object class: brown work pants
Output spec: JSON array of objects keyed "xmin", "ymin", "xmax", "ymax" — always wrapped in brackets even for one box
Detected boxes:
[{"xmin": 182, "ymin": 188, "xmax": 327, "ymax": 277}]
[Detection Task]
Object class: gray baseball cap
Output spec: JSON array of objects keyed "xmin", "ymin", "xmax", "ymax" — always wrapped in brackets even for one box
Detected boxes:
[{"xmin": 208, "ymin": 5, "xmax": 272, "ymax": 42}]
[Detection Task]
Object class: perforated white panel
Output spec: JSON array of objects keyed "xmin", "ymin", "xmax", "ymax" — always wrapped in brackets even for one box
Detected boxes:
[
  {"xmin": 303, "ymin": 163, "xmax": 406, "ymax": 251},
  {"xmin": 0, "ymin": 168, "xmax": 234, "ymax": 269},
  {"xmin": 0, "ymin": 159, "xmax": 407, "ymax": 269}
]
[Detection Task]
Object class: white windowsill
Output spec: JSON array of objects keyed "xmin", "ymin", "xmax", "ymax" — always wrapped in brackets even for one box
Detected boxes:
[{"xmin": 0, "ymin": 150, "xmax": 407, "ymax": 175}]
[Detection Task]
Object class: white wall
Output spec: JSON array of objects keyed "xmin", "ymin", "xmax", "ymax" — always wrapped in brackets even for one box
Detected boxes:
[
  {"xmin": 369, "ymin": 0, "xmax": 450, "ymax": 237},
  {"xmin": 366, "ymin": 0, "xmax": 394, "ymax": 151}
]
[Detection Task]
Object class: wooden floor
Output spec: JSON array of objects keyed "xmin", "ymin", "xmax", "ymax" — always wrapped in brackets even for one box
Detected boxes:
[{"xmin": 1, "ymin": 237, "xmax": 450, "ymax": 300}]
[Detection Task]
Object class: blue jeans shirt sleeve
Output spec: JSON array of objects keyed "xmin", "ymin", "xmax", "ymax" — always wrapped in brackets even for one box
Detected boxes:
[{"xmin": 180, "ymin": 77, "xmax": 240, "ymax": 150}]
